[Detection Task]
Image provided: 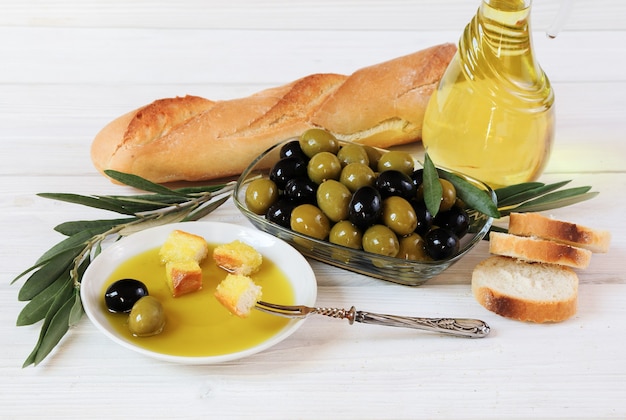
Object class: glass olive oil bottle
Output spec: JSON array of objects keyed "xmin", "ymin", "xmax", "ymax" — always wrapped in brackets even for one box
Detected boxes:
[{"xmin": 422, "ymin": 0, "xmax": 555, "ymax": 188}]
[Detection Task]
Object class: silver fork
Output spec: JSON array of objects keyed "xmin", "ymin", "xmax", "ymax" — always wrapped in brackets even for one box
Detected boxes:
[{"xmin": 255, "ymin": 301, "xmax": 490, "ymax": 338}]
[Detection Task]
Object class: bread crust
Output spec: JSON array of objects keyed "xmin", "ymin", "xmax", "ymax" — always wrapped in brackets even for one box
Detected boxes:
[
  {"xmin": 472, "ymin": 256, "xmax": 578, "ymax": 323},
  {"xmin": 91, "ymin": 43, "xmax": 456, "ymax": 183},
  {"xmin": 473, "ymin": 285, "xmax": 577, "ymax": 323},
  {"xmin": 508, "ymin": 212, "xmax": 611, "ymax": 253},
  {"xmin": 489, "ymin": 231, "xmax": 591, "ymax": 269}
]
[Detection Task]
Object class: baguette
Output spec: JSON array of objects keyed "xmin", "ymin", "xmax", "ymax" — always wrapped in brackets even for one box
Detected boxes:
[
  {"xmin": 489, "ymin": 231, "xmax": 592, "ymax": 269},
  {"xmin": 91, "ymin": 43, "xmax": 457, "ymax": 183},
  {"xmin": 472, "ymin": 256, "xmax": 578, "ymax": 323},
  {"xmin": 508, "ymin": 212, "xmax": 611, "ymax": 253}
]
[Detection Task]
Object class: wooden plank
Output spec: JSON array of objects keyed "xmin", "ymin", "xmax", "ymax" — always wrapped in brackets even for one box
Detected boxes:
[{"xmin": 2, "ymin": 0, "xmax": 624, "ymax": 31}]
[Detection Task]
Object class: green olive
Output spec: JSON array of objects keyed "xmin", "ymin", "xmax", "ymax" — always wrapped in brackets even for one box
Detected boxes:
[
  {"xmin": 316, "ymin": 179, "xmax": 351, "ymax": 222},
  {"xmin": 128, "ymin": 296, "xmax": 166, "ymax": 337},
  {"xmin": 329, "ymin": 220, "xmax": 363, "ymax": 250},
  {"xmin": 307, "ymin": 151, "xmax": 342, "ymax": 184},
  {"xmin": 377, "ymin": 151, "xmax": 415, "ymax": 176},
  {"xmin": 340, "ymin": 162, "xmax": 376, "ymax": 192},
  {"xmin": 337, "ymin": 144, "xmax": 369, "ymax": 167},
  {"xmin": 290, "ymin": 204, "xmax": 331, "ymax": 240},
  {"xmin": 439, "ymin": 179, "xmax": 457, "ymax": 212},
  {"xmin": 382, "ymin": 196, "xmax": 418, "ymax": 236},
  {"xmin": 362, "ymin": 224, "xmax": 399, "ymax": 257},
  {"xmin": 364, "ymin": 146, "xmax": 383, "ymax": 170},
  {"xmin": 397, "ymin": 233, "xmax": 431, "ymax": 261},
  {"xmin": 245, "ymin": 178, "xmax": 279, "ymax": 215},
  {"xmin": 299, "ymin": 129, "xmax": 339, "ymax": 158}
]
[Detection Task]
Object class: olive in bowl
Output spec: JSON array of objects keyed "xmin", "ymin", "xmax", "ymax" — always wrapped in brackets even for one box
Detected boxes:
[{"xmin": 234, "ymin": 130, "xmax": 495, "ymax": 286}]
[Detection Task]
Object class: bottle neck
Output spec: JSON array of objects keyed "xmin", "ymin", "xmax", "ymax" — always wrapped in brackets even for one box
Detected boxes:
[
  {"xmin": 478, "ymin": 0, "xmax": 532, "ymax": 57},
  {"xmin": 456, "ymin": 0, "xmax": 552, "ymax": 103}
]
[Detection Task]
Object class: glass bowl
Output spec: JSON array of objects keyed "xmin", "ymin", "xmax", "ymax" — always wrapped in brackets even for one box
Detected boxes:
[{"xmin": 233, "ymin": 139, "xmax": 495, "ymax": 286}]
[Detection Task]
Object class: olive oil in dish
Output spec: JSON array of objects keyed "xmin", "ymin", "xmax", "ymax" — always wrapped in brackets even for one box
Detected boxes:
[
  {"xmin": 422, "ymin": 0, "xmax": 555, "ymax": 188},
  {"xmin": 101, "ymin": 245, "xmax": 294, "ymax": 357}
]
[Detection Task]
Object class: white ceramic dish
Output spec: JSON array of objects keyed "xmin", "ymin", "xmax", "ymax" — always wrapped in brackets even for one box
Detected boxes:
[{"xmin": 80, "ymin": 221, "xmax": 317, "ymax": 364}]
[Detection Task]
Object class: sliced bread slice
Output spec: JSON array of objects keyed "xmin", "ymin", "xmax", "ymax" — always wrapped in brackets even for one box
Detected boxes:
[
  {"xmin": 472, "ymin": 256, "xmax": 578, "ymax": 323},
  {"xmin": 489, "ymin": 231, "xmax": 592, "ymax": 269},
  {"xmin": 508, "ymin": 212, "xmax": 611, "ymax": 253}
]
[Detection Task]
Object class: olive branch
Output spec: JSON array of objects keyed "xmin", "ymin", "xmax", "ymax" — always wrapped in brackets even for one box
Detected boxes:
[{"xmin": 12, "ymin": 170, "xmax": 235, "ymax": 367}]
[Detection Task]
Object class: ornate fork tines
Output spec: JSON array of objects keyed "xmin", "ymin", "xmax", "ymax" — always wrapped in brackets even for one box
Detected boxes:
[{"xmin": 254, "ymin": 301, "xmax": 490, "ymax": 339}]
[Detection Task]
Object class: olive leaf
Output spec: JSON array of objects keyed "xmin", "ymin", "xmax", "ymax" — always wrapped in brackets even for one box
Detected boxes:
[
  {"xmin": 494, "ymin": 182, "xmax": 545, "ymax": 202},
  {"xmin": 422, "ymin": 153, "xmax": 443, "ymax": 217},
  {"xmin": 22, "ymin": 283, "xmax": 74, "ymax": 367},
  {"xmin": 438, "ymin": 171, "xmax": 500, "ymax": 218},
  {"xmin": 14, "ymin": 173, "xmax": 237, "ymax": 367},
  {"xmin": 496, "ymin": 180, "xmax": 571, "ymax": 207},
  {"xmin": 495, "ymin": 183, "xmax": 598, "ymax": 217},
  {"xmin": 104, "ymin": 170, "xmax": 188, "ymax": 197},
  {"xmin": 54, "ymin": 218, "xmax": 136, "ymax": 237},
  {"xmin": 18, "ymin": 248, "xmax": 79, "ymax": 301},
  {"xmin": 420, "ymin": 153, "xmax": 499, "ymax": 219},
  {"xmin": 16, "ymin": 274, "xmax": 69, "ymax": 326},
  {"xmin": 34, "ymin": 229, "xmax": 95, "ymax": 265},
  {"xmin": 186, "ymin": 194, "xmax": 232, "ymax": 221},
  {"xmin": 37, "ymin": 193, "xmax": 137, "ymax": 215}
]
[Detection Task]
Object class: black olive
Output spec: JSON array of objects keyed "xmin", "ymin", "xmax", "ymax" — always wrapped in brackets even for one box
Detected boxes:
[
  {"xmin": 266, "ymin": 198, "xmax": 297, "ymax": 228},
  {"xmin": 434, "ymin": 206, "xmax": 470, "ymax": 238},
  {"xmin": 375, "ymin": 170, "xmax": 416, "ymax": 200},
  {"xmin": 280, "ymin": 140, "xmax": 308, "ymax": 161},
  {"xmin": 348, "ymin": 185, "xmax": 382, "ymax": 230},
  {"xmin": 284, "ymin": 177, "xmax": 318, "ymax": 204},
  {"xmin": 410, "ymin": 201, "xmax": 433, "ymax": 236},
  {"xmin": 411, "ymin": 168, "xmax": 424, "ymax": 189},
  {"xmin": 269, "ymin": 157, "xmax": 307, "ymax": 189},
  {"xmin": 104, "ymin": 278, "xmax": 149, "ymax": 313},
  {"xmin": 424, "ymin": 228, "xmax": 460, "ymax": 260}
]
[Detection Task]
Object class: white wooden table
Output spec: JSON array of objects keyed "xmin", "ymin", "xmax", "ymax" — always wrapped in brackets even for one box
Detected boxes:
[{"xmin": 1, "ymin": 1, "xmax": 625, "ymax": 418}]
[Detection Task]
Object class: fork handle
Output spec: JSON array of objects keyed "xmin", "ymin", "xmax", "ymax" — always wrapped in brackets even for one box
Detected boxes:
[{"xmin": 351, "ymin": 309, "xmax": 490, "ymax": 338}]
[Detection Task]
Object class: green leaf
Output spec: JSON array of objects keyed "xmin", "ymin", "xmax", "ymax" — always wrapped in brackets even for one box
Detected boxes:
[
  {"xmin": 18, "ymin": 248, "xmax": 78, "ymax": 301},
  {"xmin": 439, "ymin": 171, "xmax": 500, "ymax": 218},
  {"xmin": 501, "ymin": 189, "xmax": 598, "ymax": 216},
  {"xmin": 494, "ymin": 182, "xmax": 545, "ymax": 202},
  {"xmin": 37, "ymin": 193, "xmax": 136, "ymax": 215},
  {"xmin": 422, "ymin": 153, "xmax": 442, "ymax": 217},
  {"xmin": 104, "ymin": 170, "xmax": 187, "ymax": 197},
  {"xmin": 22, "ymin": 284, "xmax": 74, "ymax": 367},
  {"xmin": 73, "ymin": 251, "xmax": 92, "ymax": 286},
  {"xmin": 68, "ymin": 290, "xmax": 83, "ymax": 327},
  {"xmin": 117, "ymin": 209, "xmax": 192, "ymax": 236},
  {"xmin": 100, "ymin": 196, "xmax": 186, "ymax": 213},
  {"xmin": 16, "ymin": 274, "xmax": 70, "ymax": 326},
  {"xmin": 54, "ymin": 218, "xmax": 134, "ymax": 236},
  {"xmin": 31, "ymin": 296, "xmax": 75, "ymax": 367},
  {"xmin": 186, "ymin": 194, "xmax": 231, "ymax": 221},
  {"xmin": 175, "ymin": 183, "xmax": 231, "ymax": 195},
  {"xmin": 108, "ymin": 193, "xmax": 189, "ymax": 205},
  {"xmin": 35, "ymin": 229, "xmax": 93, "ymax": 265},
  {"xmin": 11, "ymin": 259, "xmax": 49, "ymax": 285},
  {"xmin": 496, "ymin": 180, "xmax": 571, "ymax": 207}
]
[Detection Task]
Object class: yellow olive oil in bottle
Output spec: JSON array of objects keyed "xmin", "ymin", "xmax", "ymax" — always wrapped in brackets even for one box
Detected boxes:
[{"xmin": 422, "ymin": 0, "xmax": 555, "ymax": 188}]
